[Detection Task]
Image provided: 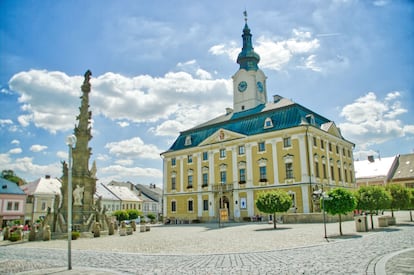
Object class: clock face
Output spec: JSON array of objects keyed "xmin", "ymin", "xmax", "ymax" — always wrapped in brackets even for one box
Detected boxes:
[
  {"xmin": 238, "ymin": 81, "xmax": 247, "ymax": 92},
  {"xmin": 257, "ymin": 81, "xmax": 264, "ymax": 92}
]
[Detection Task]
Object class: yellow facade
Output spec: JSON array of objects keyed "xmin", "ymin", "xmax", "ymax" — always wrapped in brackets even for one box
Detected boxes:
[{"xmin": 162, "ymin": 124, "xmax": 355, "ymax": 223}]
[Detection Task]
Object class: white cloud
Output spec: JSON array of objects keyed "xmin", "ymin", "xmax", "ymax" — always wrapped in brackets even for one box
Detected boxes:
[
  {"xmin": 8, "ymin": 69, "xmax": 231, "ymax": 136},
  {"xmin": 117, "ymin": 121, "xmax": 130, "ymax": 128},
  {"xmin": 30, "ymin": 144, "xmax": 48, "ymax": 152},
  {"xmin": 9, "ymin": 148, "xmax": 22, "ymax": 154},
  {"xmin": 0, "ymin": 154, "xmax": 61, "ymax": 181},
  {"xmin": 339, "ymin": 92, "xmax": 414, "ymax": 149},
  {"xmin": 209, "ymin": 29, "xmax": 320, "ymax": 72},
  {"xmin": 105, "ymin": 137, "xmax": 161, "ymax": 160},
  {"xmin": 56, "ymin": 150, "xmax": 67, "ymax": 159},
  {"xmin": 99, "ymin": 165, "xmax": 162, "ymax": 182},
  {"xmin": 114, "ymin": 159, "xmax": 134, "ymax": 166},
  {"xmin": 11, "ymin": 139, "xmax": 20, "ymax": 145},
  {"xmin": 0, "ymin": 119, "xmax": 13, "ymax": 126}
]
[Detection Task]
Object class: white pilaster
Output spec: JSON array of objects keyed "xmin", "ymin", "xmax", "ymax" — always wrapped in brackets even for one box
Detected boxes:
[
  {"xmin": 301, "ymin": 185, "xmax": 310, "ymax": 213},
  {"xmin": 270, "ymin": 138, "xmax": 279, "ymax": 184}
]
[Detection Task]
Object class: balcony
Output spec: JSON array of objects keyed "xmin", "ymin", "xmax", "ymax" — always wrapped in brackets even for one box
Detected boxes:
[{"xmin": 212, "ymin": 183, "xmax": 233, "ymax": 192}]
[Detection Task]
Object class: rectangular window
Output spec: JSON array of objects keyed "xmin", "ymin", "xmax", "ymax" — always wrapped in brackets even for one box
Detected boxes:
[
  {"xmin": 238, "ymin": 145, "xmax": 245, "ymax": 155},
  {"xmin": 220, "ymin": 171, "xmax": 227, "ymax": 184},
  {"xmin": 202, "ymin": 152, "xmax": 208, "ymax": 161},
  {"xmin": 187, "ymin": 155, "xmax": 193, "ymax": 163},
  {"xmin": 331, "ymin": 166, "xmax": 335, "ymax": 180},
  {"xmin": 187, "ymin": 175, "xmax": 193, "ymax": 188},
  {"xmin": 41, "ymin": 201, "xmax": 47, "ymax": 211},
  {"xmin": 7, "ymin": 202, "xmax": 12, "ymax": 211},
  {"xmin": 338, "ymin": 167, "xmax": 342, "ymax": 181},
  {"xmin": 188, "ymin": 200, "xmax": 193, "ymax": 212},
  {"xmin": 322, "ymin": 163, "xmax": 327, "ymax": 179},
  {"xmin": 329, "ymin": 142, "xmax": 332, "ymax": 152},
  {"xmin": 336, "ymin": 145, "xmax": 339, "ymax": 154},
  {"xmin": 259, "ymin": 166, "xmax": 267, "ymax": 181},
  {"xmin": 283, "ymin": 137, "xmax": 291, "ymax": 148},
  {"xmin": 219, "ymin": 148, "xmax": 226, "ymax": 158},
  {"xmin": 321, "ymin": 139, "xmax": 325, "ymax": 149},
  {"xmin": 285, "ymin": 163, "xmax": 293, "ymax": 179},
  {"xmin": 202, "ymin": 173, "xmax": 208, "ymax": 187},
  {"xmin": 258, "ymin": 142, "xmax": 266, "ymax": 152},
  {"xmin": 171, "ymin": 201, "xmax": 176, "ymax": 212},
  {"xmin": 344, "ymin": 169, "xmax": 348, "ymax": 182},
  {"xmin": 203, "ymin": 200, "xmax": 209, "ymax": 211},
  {"xmin": 239, "ymin": 168, "xmax": 246, "ymax": 183},
  {"xmin": 171, "ymin": 158, "xmax": 176, "ymax": 166},
  {"xmin": 314, "ymin": 162, "xmax": 320, "ymax": 178},
  {"xmin": 313, "ymin": 137, "xmax": 317, "ymax": 147},
  {"xmin": 171, "ymin": 177, "xmax": 176, "ymax": 190}
]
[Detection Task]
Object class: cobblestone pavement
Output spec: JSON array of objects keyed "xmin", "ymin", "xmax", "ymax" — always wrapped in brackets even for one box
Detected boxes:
[{"xmin": 0, "ymin": 211, "xmax": 413, "ymax": 275}]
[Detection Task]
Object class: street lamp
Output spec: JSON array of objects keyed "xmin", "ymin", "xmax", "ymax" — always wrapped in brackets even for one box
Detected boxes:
[
  {"xmin": 312, "ymin": 188, "xmax": 332, "ymax": 240},
  {"xmin": 66, "ymin": 134, "xmax": 77, "ymax": 270}
]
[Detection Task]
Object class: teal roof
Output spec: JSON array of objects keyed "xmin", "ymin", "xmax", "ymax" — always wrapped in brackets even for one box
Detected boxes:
[
  {"xmin": 0, "ymin": 177, "xmax": 25, "ymax": 195},
  {"xmin": 167, "ymin": 101, "xmax": 331, "ymax": 152}
]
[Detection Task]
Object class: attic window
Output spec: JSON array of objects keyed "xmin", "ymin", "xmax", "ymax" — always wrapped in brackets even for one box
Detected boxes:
[
  {"xmin": 306, "ymin": 114, "xmax": 315, "ymax": 125},
  {"xmin": 264, "ymin": 117, "xmax": 273, "ymax": 129},
  {"xmin": 185, "ymin": 135, "xmax": 192, "ymax": 146}
]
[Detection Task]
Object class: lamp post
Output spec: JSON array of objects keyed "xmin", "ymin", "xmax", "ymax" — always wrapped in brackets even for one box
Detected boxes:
[
  {"xmin": 313, "ymin": 188, "xmax": 332, "ymax": 240},
  {"xmin": 66, "ymin": 134, "xmax": 77, "ymax": 270}
]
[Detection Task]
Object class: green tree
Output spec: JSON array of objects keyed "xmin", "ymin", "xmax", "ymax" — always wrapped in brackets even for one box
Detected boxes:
[
  {"xmin": 126, "ymin": 209, "xmax": 141, "ymax": 220},
  {"xmin": 255, "ymin": 190, "xmax": 292, "ymax": 229},
  {"xmin": 1, "ymin": 170, "xmax": 26, "ymax": 186},
  {"xmin": 408, "ymin": 188, "xmax": 414, "ymax": 222},
  {"xmin": 146, "ymin": 213, "xmax": 156, "ymax": 223},
  {"xmin": 386, "ymin": 184, "xmax": 410, "ymax": 217},
  {"xmin": 113, "ymin": 210, "xmax": 129, "ymax": 222},
  {"xmin": 355, "ymin": 186, "xmax": 391, "ymax": 229},
  {"xmin": 323, "ymin": 188, "xmax": 357, "ymax": 236}
]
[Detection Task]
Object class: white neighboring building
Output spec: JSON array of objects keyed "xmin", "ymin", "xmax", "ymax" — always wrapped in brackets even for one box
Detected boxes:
[
  {"xmin": 94, "ymin": 183, "xmax": 121, "ymax": 215},
  {"xmin": 354, "ymin": 156, "xmax": 396, "ymax": 187},
  {"xmin": 105, "ymin": 183, "xmax": 143, "ymax": 211},
  {"xmin": 20, "ymin": 175, "xmax": 62, "ymax": 224}
]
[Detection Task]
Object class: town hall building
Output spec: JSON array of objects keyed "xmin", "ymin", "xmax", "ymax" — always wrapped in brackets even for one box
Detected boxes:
[{"xmin": 161, "ymin": 15, "xmax": 356, "ymax": 223}]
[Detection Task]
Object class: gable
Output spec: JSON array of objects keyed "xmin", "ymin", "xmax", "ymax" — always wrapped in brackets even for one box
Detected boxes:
[
  {"xmin": 199, "ymin": 128, "xmax": 246, "ymax": 147},
  {"xmin": 321, "ymin": 122, "xmax": 342, "ymax": 138}
]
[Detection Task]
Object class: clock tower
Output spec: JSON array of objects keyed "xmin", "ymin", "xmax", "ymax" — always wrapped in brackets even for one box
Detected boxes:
[{"xmin": 232, "ymin": 12, "xmax": 267, "ymax": 112}]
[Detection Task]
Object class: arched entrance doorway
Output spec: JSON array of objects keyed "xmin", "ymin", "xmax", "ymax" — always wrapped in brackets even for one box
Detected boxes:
[{"xmin": 219, "ymin": 196, "xmax": 230, "ymax": 219}]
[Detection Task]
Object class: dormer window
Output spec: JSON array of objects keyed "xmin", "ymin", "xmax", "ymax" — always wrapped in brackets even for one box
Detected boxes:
[
  {"xmin": 264, "ymin": 117, "xmax": 273, "ymax": 129},
  {"xmin": 185, "ymin": 135, "xmax": 192, "ymax": 146},
  {"xmin": 306, "ymin": 114, "xmax": 315, "ymax": 125}
]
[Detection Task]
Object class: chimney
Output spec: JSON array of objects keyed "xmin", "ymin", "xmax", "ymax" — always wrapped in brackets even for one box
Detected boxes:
[
  {"xmin": 225, "ymin": 108, "xmax": 233, "ymax": 115},
  {"xmin": 45, "ymin": 175, "xmax": 51, "ymax": 179},
  {"xmin": 368, "ymin": 155, "xmax": 374, "ymax": 163}
]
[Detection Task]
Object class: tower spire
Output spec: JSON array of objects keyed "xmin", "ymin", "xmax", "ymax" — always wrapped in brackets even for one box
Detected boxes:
[{"xmin": 237, "ymin": 10, "xmax": 260, "ymax": 71}]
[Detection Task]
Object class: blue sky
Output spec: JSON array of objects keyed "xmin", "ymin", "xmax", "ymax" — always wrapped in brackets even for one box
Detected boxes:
[{"xmin": 1, "ymin": 0, "xmax": 413, "ymax": 185}]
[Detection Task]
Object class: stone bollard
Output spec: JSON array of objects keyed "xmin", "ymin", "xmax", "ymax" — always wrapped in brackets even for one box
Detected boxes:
[
  {"xmin": 29, "ymin": 226, "xmax": 36, "ymax": 241},
  {"xmin": 119, "ymin": 221, "xmax": 127, "ymax": 236},
  {"xmin": 43, "ymin": 225, "xmax": 51, "ymax": 241},
  {"xmin": 108, "ymin": 222, "xmax": 115, "ymax": 235},
  {"xmin": 131, "ymin": 221, "xmax": 136, "ymax": 231},
  {"xmin": 3, "ymin": 226, "xmax": 10, "ymax": 241},
  {"xmin": 93, "ymin": 222, "xmax": 101, "ymax": 237}
]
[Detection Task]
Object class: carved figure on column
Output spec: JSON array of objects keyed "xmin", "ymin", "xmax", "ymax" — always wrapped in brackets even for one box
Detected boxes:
[{"xmin": 73, "ymin": 184, "xmax": 84, "ymax": 205}]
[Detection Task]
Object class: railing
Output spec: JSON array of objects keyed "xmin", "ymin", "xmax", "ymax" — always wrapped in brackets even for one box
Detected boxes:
[{"xmin": 212, "ymin": 183, "xmax": 233, "ymax": 192}]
